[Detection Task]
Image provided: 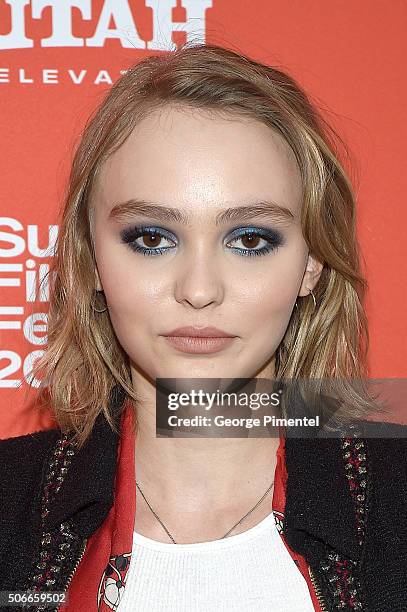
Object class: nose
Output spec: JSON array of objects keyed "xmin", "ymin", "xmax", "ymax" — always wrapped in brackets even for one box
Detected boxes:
[{"xmin": 174, "ymin": 249, "xmax": 224, "ymax": 309}]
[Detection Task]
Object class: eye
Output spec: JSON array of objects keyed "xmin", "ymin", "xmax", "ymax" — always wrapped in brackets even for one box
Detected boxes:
[
  {"xmin": 226, "ymin": 227, "xmax": 284, "ymax": 257},
  {"xmin": 120, "ymin": 226, "xmax": 176, "ymax": 256},
  {"xmin": 120, "ymin": 225, "xmax": 284, "ymax": 258}
]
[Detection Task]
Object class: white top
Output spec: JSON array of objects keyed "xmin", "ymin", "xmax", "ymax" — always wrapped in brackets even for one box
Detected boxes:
[{"xmin": 117, "ymin": 511, "xmax": 315, "ymax": 611}]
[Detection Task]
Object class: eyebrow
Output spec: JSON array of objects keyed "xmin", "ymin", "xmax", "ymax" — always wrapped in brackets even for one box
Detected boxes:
[{"xmin": 108, "ymin": 199, "xmax": 295, "ymax": 225}]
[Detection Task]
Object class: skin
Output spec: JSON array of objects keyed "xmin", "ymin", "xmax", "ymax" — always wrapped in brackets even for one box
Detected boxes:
[{"xmin": 91, "ymin": 104, "xmax": 323, "ymax": 543}]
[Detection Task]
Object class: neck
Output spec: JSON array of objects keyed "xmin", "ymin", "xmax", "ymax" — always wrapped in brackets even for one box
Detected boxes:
[{"xmin": 131, "ymin": 371, "xmax": 280, "ymax": 515}]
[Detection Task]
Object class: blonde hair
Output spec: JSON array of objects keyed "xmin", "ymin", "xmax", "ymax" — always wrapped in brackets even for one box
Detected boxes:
[{"xmin": 28, "ymin": 42, "xmax": 384, "ymax": 449}]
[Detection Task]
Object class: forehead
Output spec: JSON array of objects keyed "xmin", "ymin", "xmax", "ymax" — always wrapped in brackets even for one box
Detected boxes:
[{"xmin": 93, "ymin": 105, "xmax": 302, "ymax": 221}]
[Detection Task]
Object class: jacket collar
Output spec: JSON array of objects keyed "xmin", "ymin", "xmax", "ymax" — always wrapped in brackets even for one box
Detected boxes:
[
  {"xmin": 45, "ymin": 385, "xmax": 125, "ymax": 537},
  {"xmin": 44, "ymin": 384, "xmax": 362, "ymax": 561},
  {"xmin": 283, "ymin": 435, "xmax": 361, "ymax": 562}
]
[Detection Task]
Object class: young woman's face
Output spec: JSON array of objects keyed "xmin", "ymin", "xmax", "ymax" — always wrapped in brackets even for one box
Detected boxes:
[{"xmin": 91, "ymin": 104, "xmax": 322, "ymax": 382}]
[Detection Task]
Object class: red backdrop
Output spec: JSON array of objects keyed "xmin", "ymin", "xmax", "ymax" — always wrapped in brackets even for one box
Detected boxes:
[{"xmin": 1, "ymin": 0, "xmax": 406, "ymax": 437}]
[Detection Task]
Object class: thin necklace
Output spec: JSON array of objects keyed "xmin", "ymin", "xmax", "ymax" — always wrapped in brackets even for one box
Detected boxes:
[{"xmin": 135, "ymin": 479, "xmax": 275, "ymax": 544}]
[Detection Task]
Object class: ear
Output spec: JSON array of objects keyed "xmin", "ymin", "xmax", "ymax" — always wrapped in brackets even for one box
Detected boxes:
[
  {"xmin": 298, "ymin": 253, "xmax": 324, "ymax": 297},
  {"xmin": 95, "ymin": 266, "xmax": 103, "ymax": 292}
]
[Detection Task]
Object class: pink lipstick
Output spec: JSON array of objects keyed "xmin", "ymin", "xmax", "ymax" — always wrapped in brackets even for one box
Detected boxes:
[{"xmin": 162, "ymin": 326, "xmax": 237, "ymax": 354}]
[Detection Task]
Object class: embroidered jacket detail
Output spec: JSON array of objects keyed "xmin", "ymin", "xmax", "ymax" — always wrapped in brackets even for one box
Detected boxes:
[
  {"xmin": 23, "ymin": 433, "xmax": 82, "ymax": 612},
  {"xmin": 309, "ymin": 434, "xmax": 369, "ymax": 610}
]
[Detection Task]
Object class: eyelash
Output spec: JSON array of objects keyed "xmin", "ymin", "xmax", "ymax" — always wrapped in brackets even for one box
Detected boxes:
[{"xmin": 120, "ymin": 225, "xmax": 284, "ymax": 258}]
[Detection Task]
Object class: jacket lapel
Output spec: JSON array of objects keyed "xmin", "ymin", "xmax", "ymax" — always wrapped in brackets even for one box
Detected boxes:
[
  {"xmin": 45, "ymin": 386, "xmax": 124, "ymax": 536},
  {"xmin": 283, "ymin": 435, "xmax": 361, "ymax": 563}
]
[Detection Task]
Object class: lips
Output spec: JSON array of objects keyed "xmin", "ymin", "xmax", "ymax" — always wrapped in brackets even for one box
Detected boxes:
[{"xmin": 163, "ymin": 326, "xmax": 236, "ymax": 338}]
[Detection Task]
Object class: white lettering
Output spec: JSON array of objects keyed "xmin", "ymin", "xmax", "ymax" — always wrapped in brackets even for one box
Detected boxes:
[
  {"xmin": 94, "ymin": 69, "xmax": 113, "ymax": 85},
  {"xmin": 0, "ymin": 219, "xmax": 58, "ymax": 257},
  {"xmin": 0, "ymin": 67, "xmax": 124, "ymax": 85},
  {"xmin": 68, "ymin": 68, "xmax": 87, "ymax": 84},
  {"xmin": 0, "ymin": 0, "xmax": 33, "ymax": 50},
  {"xmin": 0, "ymin": 0, "xmax": 211, "ymax": 50},
  {"xmin": 0, "ymin": 68, "xmax": 10, "ymax": 82},
  {"xmin": 0, "ymin": 218, "xmax": 25, "ymax": 257},
  {"xmin": 27, "ymin": 224, "xmax": 58, "ymax": 257},
  {"xmin": 23, "ymin": 313, "xmax": 48, "ymax": 345},
  {"xmin": 24, "ymin": 350, "xmax": 45, "ymax": 386},
  {"xmin": 86, "ymin": 0, "xmax": 144, "ymax": 49},
  {"xmin": 31, "ymin": 0, "xmax": 91, "ymax": 47},
  {"xmin": 146, "ymin": 0, "xmax": 212, "ymax": 51},
  {"xmin": 43, "ymin": 68, "xmax": 58, "ymax": 83},
  {"xmin": 19, "ymin": 68, "xmax": 33, "ymax": 83}
]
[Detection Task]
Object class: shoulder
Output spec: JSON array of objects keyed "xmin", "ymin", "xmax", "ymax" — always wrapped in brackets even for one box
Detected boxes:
[
  {"xmin": 0, "ymin": 428, "xmax": 61, "ymax": 590},
  {"xmin": 0, "ymin": 427, "xmax": 60, "ymax": 461},
  {"xmin": 359, "ymin": 420, "xmax": 407, "ymax": 480},
  {"xmin": 0, "ymin": 428, "xmax": 61, "ymax": 501},
  {"xmin": 360, "ymin": 422, "xmax": 407, "ymax": 508},
  {"xmin": 284, "ymin": 419, "xmax": 407, "ymax": 508}
]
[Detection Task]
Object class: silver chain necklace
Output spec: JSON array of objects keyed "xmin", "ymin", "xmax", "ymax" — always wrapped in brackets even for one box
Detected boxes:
[{"xmin": 135, "ymin": 479, "xmax": 275, "ymax": 544}]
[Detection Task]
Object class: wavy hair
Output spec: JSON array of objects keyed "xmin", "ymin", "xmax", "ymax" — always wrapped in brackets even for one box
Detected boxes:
[{"xmin": 28, "ymin": 42, "xmax": 384, "ymax": 449}]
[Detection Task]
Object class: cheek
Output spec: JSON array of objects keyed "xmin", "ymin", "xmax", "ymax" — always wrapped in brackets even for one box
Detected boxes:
[
  {"xmin": 235, "ymin": 248, "xmax": 306, "ymax": 337},
  {"xmin": 106, "ymin": 278, "xmax": 160, "ymax": 335},
  {"xmin": 95, "ymin": 237, "xmax": 156, "ymax": 322},
  {"xmin": 255, "ymin": 287, "xmax": 296, "ymax": 345},
  {"xmin": 105, "ymin": 281, "xmax": 160, "ymax": 369},
  {"xmin": 239, "ymin": 283, "xmax": 295, "ymax": 341},
  {"xmin": 94, "ymin": 243, "xmax": 161, "ymax": 351},
  {"xmin": 239, "ymin": 248, "xmax": 305, "ymax": 302}
]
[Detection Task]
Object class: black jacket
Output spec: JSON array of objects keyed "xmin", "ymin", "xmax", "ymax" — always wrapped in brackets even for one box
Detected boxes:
[{"xmin": 1, "ymin": 386, "xmax": 406, "ymax": 612}]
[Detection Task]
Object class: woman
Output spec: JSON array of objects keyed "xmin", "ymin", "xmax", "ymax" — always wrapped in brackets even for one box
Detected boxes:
[{"xmin": 1, "ymin": 42, "xmax": 406, "ymax": 612}]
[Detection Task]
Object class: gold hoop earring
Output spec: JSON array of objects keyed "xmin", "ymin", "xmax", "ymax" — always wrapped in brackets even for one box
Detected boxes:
[
  {"xmin": 307, "ymin": 287, "xmax": 317, "ymax": 312},
  {"xmin": 295, "ymin": 287, "xmax": 317, "ymax": 314},
  {"xmin": 91, "ymin": 290, "xmax": 108, "ymax": 313}
]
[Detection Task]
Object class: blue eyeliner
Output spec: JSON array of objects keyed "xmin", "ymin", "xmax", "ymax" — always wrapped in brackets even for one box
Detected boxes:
[{"xmin": 119, "ymin": 224, "xmax": 284, "ymax": 257}]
